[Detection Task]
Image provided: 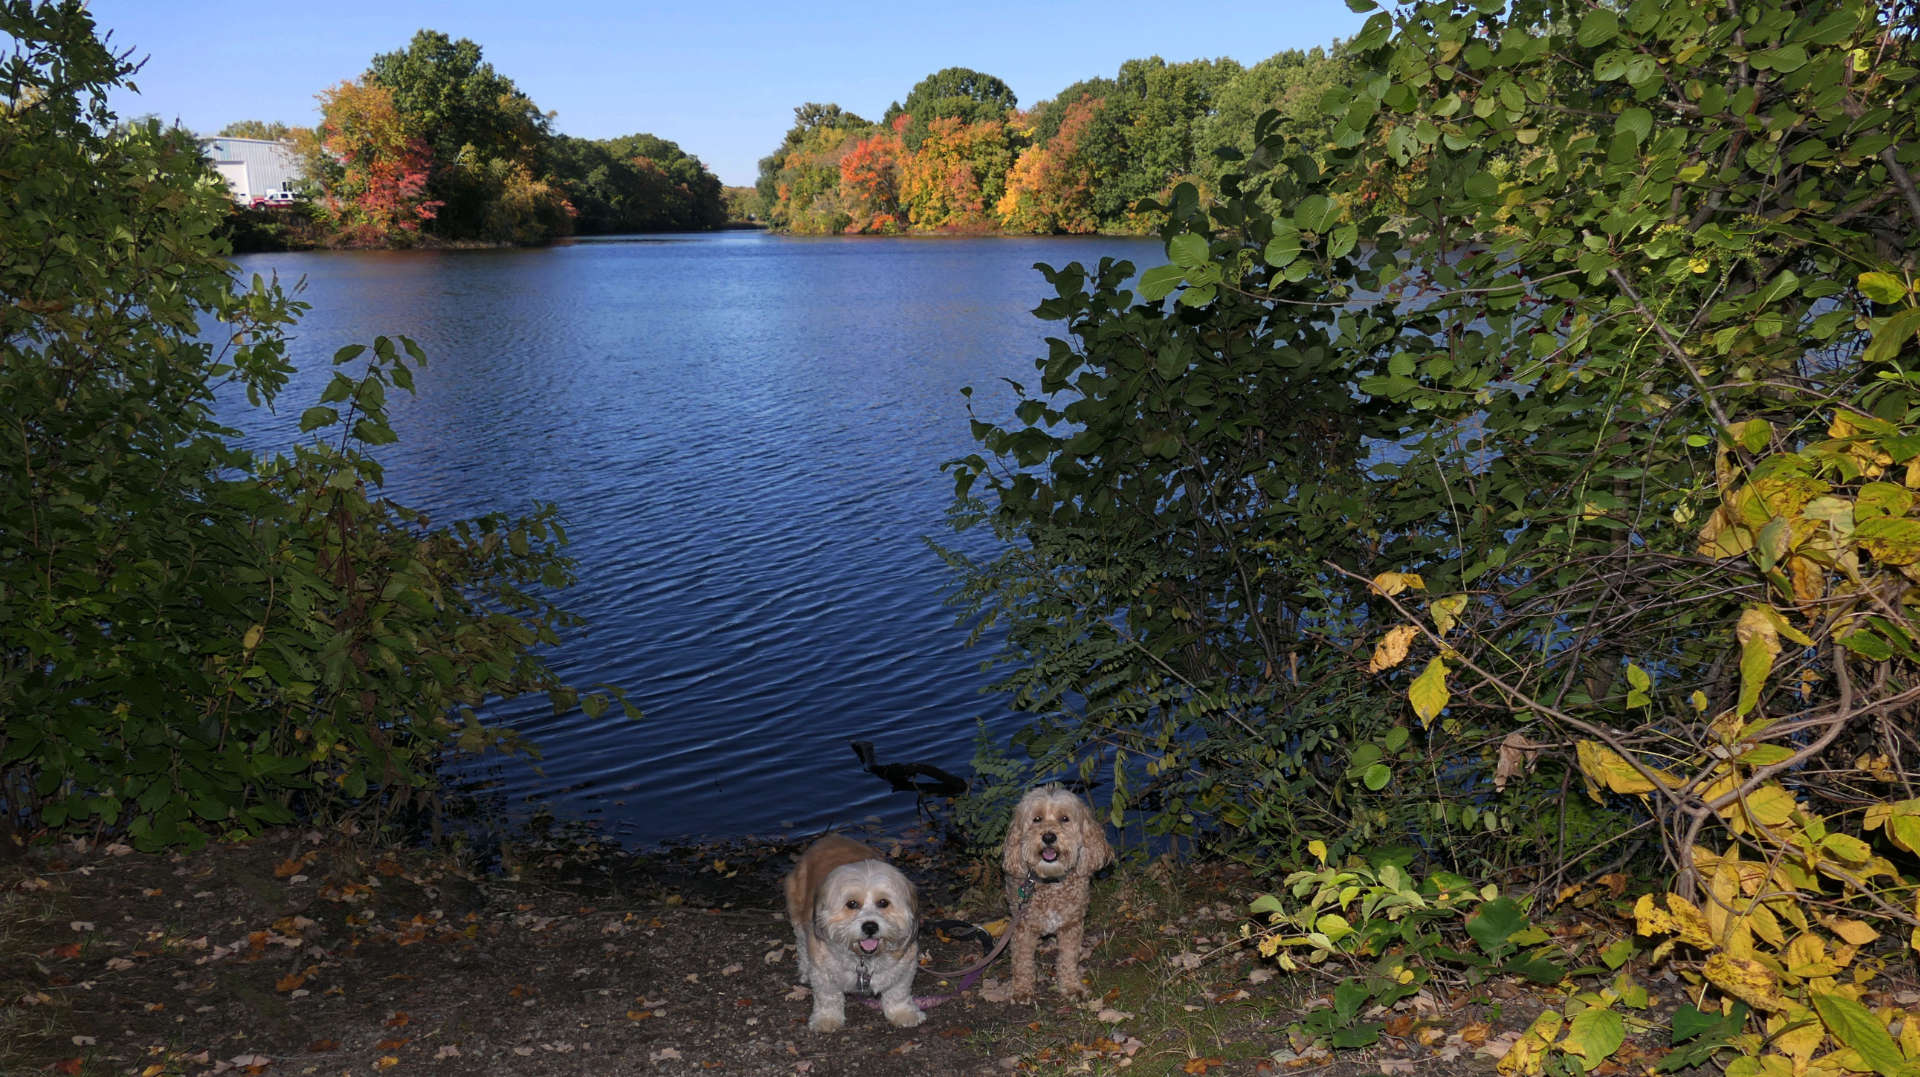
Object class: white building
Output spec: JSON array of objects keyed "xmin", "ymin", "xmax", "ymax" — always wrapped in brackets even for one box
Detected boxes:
[{"xmin": 197, "ymin": 136, "xmax": 301, "ymax": 203}]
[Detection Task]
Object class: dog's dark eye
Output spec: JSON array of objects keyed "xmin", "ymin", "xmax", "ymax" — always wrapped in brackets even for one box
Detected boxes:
[
  {"xmin": 845, "ymin": 899, "xmax": 859, "ymax": 910},
  {"xmin": 1059, "ymin": 815, "xmax": 1071, "ymax": 823},
  {"xmin": 1031, "ymin": 815, "xmax": 1042, "ymax": 823},
  {"xmin": 876, "ymin": 898, "xmax": 890, "ymax": 908}
]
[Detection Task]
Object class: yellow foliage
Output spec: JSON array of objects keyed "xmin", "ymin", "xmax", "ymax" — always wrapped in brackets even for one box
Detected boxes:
[
  {"xmin": 1407, "ymin": 656, "xmax": 1449, "ymax": 726},
  {"xmin": 1704, "ymin": 953, "xmax": 1793, "ymax": 1012},
  {"xmin": 1370, "ymin": 571, "xmax": 1425, "ymax": 596},
  {"xmin": 1430, "ymin": 593, "xmax": 1468, "ymax": 635},
  {"xmin": 1368, "ymin": 624, "xmax": 1418, "ymax": 673},
  {"xmin": 1575, "ymin": 741, "xmax": 1674, "ymax": 801},
  {"xmin": 1496, "ymin": 1010, "xmax": 1563, "ymax": 1076}
]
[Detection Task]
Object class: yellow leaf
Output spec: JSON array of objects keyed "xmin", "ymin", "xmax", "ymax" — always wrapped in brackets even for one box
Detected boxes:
[
  {"xmin": 1431, "ymin": 593, "xmax": 1468, "ymax": 635},
  {"xmin": 1635, "ymin": 892, "xmax": 1713, "ymax": 949},
  {"xmin": 1736, "ymin": 606, "xmax": 1780, "ymax": 716},
  {"xmin": 1767, "ymin": 1004, "xmax": 1824, "ymax": 1065},
  {"xmin": 1698, "ymin": 503, "xmax": 1755, "ymax": 559},
  {"xmin": 1787, "ymin": 555, "xmax": 1825, "ymax": 605},
  {"xmin": 1369, "ymin": 624, "xmax": 1419, "ymax": 673},
  {"xmin": 1819, "ymin": 916, "xmax": 1878, "ymax": 947},
  {"xmin": 1734, "ymin": 785, "xmax": 1799, "ymax": 829},
  {"xmin": 1497, "ymin": 1010, "xmax": 1564, "ymax": 1076},
  {"xmin": 1704, "ymin": 952, "xmax": 1793, "ymax": 1012},
  {"xmin": 1371, "ymin": 571, "xmax": 1426, "ymax": 597},
  {"xmin": 1307, "ymin": 839, "xmax": 1328, "ymax": 865},
  {"xmin": 1576, "ymin": 741, "xmax": 1670, "ymax": 799},
  {"xmin": 1408, "ymin": 656, "xmax": 1449, "ymax": 727}
]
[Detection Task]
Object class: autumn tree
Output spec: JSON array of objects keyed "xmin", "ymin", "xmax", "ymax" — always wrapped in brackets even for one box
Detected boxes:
[
  {"xmin": 838, "ymin": 117, "xmax": 906, "ymax": 233},
  {"xmin": 756, "ymin": 103, "xmax": 869, "ymax": 232},
  {"xmin": 898, "ymin": 116, "xmax": 1016, "ymax": 232},
  {"xmin": 996, "ymin": 95, "xmax": 1102, "ymax": 234},
  {"xmin": 314, "ymin": 78, "xmax": 440, "ymax": 243}
]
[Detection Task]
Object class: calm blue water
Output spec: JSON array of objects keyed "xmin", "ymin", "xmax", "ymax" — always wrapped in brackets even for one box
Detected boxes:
[{"xmin": 222, "ymin": 231, "xmax": 1161, "ymax": 846}]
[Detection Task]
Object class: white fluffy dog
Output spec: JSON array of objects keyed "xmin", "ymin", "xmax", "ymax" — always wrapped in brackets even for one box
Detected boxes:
[
  {"xmin": 782, "ymin": 834, "xmax": 925, "ymax": 1032},
  {"xmin": 1002, "ymin": 784, "xmax": 1114, "ymax": 1000}
]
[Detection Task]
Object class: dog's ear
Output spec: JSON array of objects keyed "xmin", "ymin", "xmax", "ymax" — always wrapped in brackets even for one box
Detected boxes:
[
  {"xmin": 1079, "ymin": 798, "xmax": 1115, "ymax": 874},
  {"xmin": 1001, "ymin": 796, "xmax": 1031, "ymax": 878},
  {"xmin": 906, "ymin": 875, "xmax": 920, "ymax": 923}
]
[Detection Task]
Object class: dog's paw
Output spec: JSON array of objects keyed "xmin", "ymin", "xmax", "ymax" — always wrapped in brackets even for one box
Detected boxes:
[
  {"xmin": 808, "ymin": 1010, "xmax": 845, "ymax": 1033},
  {"xmin": 1055, "ymin": 979, "xmax": 1090, "ymax": 997},
  {"xmin": 884, "ymin": 1003, "xmax": 926, "ymax": 1028}
]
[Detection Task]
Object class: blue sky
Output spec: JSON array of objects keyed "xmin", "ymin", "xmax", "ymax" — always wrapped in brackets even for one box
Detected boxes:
[{"xmin": 86, "ymin": 1, "xmax": 1371, "ymax": 187}]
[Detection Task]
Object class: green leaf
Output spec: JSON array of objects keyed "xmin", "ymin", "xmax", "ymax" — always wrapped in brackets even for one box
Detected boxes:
[
  {"xmin": 1563, "ymin": 1007, "xmax": 1627, "ymax": 1062},
  {"xmin": 298, "ymin": 406, "xmax": 339, "ymax": 432},
  {"xmin": 1615, "ymin": 107, "xmax": 1652, "ymax": 144},
  {"xmin": 1809, "ymin": 991, "xmax": 1908, "ymax": 1077},
  {"xmin": 1293, "ymin": 194, "xmax": 1339, "ymax": 233},
  {"xmin": 1138, "ymin": 264, "xmax": 1185, "ymax": 301},
  {"xmin": 1864, "ymin": 307, "xmax": 1920, "ymax": 365},
  {"xmin": 1264, "ymin": 225, "xmax": 1303, "ymax": 269},
  {"xmin": 1178, "ymin": 284, "xmax": 1217, "ymax": 308},
  {"xmin": 1363, "ymin": 762, "xmax": 1391, "ymax": 790},
  {"xmin": 1168, "ymin": 232, "xmax": 1209, "ymax": 269},
  {"xmin": 1855, "ymin": 516, "xmax": 1920, "ymax": 565},
  {"xmin": 1465, "ymin": 896, "xmax": 1527, "ymax": 954},
  {"xmin": 1858, "ymin": 271, "xmax": 1910, "ymax": 305},
  {"xmin": 1577, "ymin": 8, "xmax": 1619, "ymax": 47}
]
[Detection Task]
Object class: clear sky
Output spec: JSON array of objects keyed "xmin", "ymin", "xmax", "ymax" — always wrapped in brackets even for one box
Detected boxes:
[{"xmin": 85, "ymin": 1, "xmax": 1371, "ymax": 188}]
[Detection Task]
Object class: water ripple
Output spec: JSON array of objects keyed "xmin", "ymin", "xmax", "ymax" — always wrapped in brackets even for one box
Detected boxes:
[{"xmin": 224, "ymin": 233, "xmax": 1160, "ymax": 845}]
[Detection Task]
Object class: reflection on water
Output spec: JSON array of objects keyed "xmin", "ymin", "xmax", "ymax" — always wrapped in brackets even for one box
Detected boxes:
[{"xmin": 222, "ymin": 231, "xmax": 1162, "ymax": 845}]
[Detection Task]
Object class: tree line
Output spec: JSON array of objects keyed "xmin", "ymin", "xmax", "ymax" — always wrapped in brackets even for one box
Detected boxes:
[
  {"xmin": 753, "ymin": 51, "xmax": 1351, "ymax": 235},
  {"xmin": 228, "ymin": 30, "xmax": 726, "ymax": 246}
]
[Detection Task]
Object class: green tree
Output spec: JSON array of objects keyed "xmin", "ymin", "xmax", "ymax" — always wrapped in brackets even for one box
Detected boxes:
[
  {"xmin": 885, "ymin": 66, "xmax": 1018, "ymax": 150},
  {"xmin": 218, "ymin": 118, "xmax": 290, "ymax": 140},
  {"xmin": 366, "ymin": 29, "xmax": 562, "ymax": 240},
  {"xmin": 1, "ymin": 0, "xmax": 629, "ymax": 850},
  {"xmin": 1192, "ymin": 47, "xmax": 1350, "ymax": 200},
  {"xmin": 549, "ymin": 133, "xmax": 726, "ymax": 233}
]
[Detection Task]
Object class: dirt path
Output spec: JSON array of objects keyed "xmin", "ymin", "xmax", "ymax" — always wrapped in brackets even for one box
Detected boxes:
[{"xmin": 2, "ymin": 829, "xmax": 1524, "ymax": 1076}]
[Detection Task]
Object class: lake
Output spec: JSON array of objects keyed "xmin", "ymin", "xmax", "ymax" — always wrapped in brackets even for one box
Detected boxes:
[{"xmin": 223, "ymin": 231, "xmax": 1163, "ymax": 847}]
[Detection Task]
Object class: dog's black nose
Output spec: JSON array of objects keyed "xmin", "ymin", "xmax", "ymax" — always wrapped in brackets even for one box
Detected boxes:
[
  {"xmin": 1042, "ymin": 831, "xmax": 1057, "ymax": 844},
  {"xmin": 861, "ymin": 921, "xmax": 879, "ymax": 937}
]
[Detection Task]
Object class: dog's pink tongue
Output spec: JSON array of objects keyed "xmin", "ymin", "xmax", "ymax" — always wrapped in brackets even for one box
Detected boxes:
[
  {"xmin": 1041, "ymin": 848, "xmax": 1060, "ymax": 862},
  {"xmin": 859, "ymin": 938, "xmax": 880, "ymax": 953}
]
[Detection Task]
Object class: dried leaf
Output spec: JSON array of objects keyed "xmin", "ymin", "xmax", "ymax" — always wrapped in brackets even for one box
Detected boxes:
[{"xmin": 1368, "ymin": 625, "xmax": 1419, "ymax": 673}]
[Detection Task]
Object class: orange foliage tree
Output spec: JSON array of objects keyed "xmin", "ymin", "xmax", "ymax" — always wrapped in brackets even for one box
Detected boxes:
[
  {"xmin": 996, "ymin": 96, "xmax": 1103, "ymax": 234},
  {"xmin": 838, "ymin": 117, "xmax": 906, "ymax": 234},
  {"xmin": 897, "ymin": 116, "xmax": 1014, "ymax": 232}
]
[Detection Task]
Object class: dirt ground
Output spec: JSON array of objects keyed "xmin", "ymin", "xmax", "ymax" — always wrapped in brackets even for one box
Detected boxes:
[{"xmin": 0, "ymin": 823, "xmax": 1605, "ymax": 1077}]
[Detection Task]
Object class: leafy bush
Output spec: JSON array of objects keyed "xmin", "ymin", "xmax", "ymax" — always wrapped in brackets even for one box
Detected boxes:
[
  {"xmin": 949, "ymin": 0, "xmax": 1920, "ymax": 1065},
  {"xmin": 0, "ymin": 0, "xmax": 632, "ymax": 850}
]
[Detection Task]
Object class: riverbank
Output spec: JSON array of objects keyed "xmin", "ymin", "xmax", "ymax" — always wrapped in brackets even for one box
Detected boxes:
[{"xmin": 0, "ymin": 827, "xmax": 1542, "ymax": 1076}]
